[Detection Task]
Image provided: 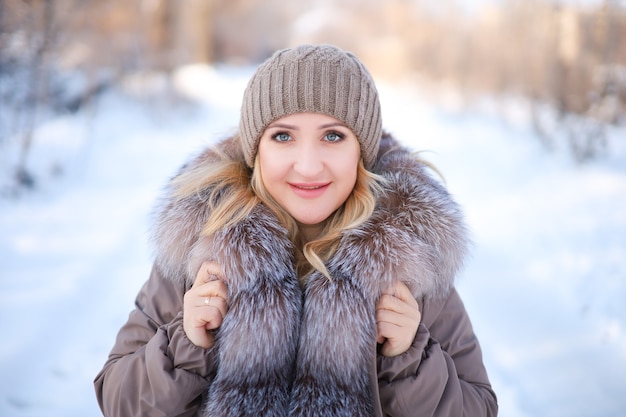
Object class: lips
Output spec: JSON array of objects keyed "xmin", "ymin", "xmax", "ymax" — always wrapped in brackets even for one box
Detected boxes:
[{"xmin": 289, "ymin": 182, "xmax": 330, "ymax": 198}]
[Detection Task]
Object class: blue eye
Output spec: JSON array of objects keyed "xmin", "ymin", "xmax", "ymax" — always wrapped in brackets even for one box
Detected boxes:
[
  {"xmin": 272, "ymin": 132, "xmax": 291, "ymax": 142},
  {"xmin": 324, "ymin": 131, "xmax": 345, "ymax": 142}
]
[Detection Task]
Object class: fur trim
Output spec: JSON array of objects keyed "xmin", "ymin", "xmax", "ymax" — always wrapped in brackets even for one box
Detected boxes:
[
  {"xmin": 150, "ymin": 132, "xmax": 469, "ymax": 416},
  {"xmin": 151, "ymin": 133, "xmax": 468, "ymax": 295}
]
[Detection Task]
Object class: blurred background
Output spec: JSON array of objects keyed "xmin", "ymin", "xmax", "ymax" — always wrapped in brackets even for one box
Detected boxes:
[
  {"xmin": 1, "ymin": 1, "xmax": 626, "ymax": 416},
  {"xmin": 2, "ymin": 0, "xmax": 625, "ymax": 181}
]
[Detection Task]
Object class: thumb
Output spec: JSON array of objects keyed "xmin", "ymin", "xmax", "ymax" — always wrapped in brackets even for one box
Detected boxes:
[{"xmin": 194, "ymin": 261, "xmax": 222, "ymax": 287}]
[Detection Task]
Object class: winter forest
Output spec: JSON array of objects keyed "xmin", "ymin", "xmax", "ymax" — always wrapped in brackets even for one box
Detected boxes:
[{"xmin": 1, "ymin": 0, "xmax": 625, "ymax": 416}]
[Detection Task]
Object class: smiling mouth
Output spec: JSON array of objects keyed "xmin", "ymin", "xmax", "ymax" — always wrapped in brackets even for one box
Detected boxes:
[
  {"xmin": 289, "ymin": 183, "xmax": 330, "ymax": 197},
  {"xmin": 294, "ymin": 184, "xmax": 325, "ymax": 190}
]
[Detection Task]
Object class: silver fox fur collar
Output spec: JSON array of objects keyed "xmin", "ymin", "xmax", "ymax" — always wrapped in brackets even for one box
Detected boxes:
[{"xmin": 151, "ymin": 132, "xmax": 469, "ymax": 416}]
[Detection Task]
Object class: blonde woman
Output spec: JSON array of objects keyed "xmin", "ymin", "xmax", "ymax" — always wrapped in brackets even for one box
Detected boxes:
[{"xmin": 95, "ymin": 44, "xmax": 497, "ymax": 417}]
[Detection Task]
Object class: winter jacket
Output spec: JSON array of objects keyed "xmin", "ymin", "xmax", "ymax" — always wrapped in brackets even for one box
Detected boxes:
[{"xmin": 94, "ymin": 133, "xmax": 498, "ymax": 417}]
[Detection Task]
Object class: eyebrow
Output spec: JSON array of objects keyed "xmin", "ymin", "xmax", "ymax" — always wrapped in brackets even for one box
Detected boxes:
[
  {"xmin": 266, "ymin": 121, "xmax": 349, "ymax": 130},
  {"xmin": 319, "ymin": 122, "xmax": 349, "ymax": 129},
  {"xmin": 267, "ymin": 123, "xmax": 298, "ymax": 130}
]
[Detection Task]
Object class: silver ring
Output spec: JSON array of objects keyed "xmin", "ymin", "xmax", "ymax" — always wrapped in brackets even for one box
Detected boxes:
[{"xmin": 204, "ymin": 297, "xmax": 210, "ymax": 305}]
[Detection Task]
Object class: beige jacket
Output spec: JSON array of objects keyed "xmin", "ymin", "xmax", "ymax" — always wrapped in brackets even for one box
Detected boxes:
[{"xmin": 95, "ymin": 266, "xmax": 497, "ymax": 416}]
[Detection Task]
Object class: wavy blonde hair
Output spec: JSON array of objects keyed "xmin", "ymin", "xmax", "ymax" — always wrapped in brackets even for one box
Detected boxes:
[{"xmin": 171, "ymin": 139, "xmax": 386, "ymax": 281}]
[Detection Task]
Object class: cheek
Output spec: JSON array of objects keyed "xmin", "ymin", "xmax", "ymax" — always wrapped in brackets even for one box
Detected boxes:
[
  {"xmin": 334, "ymin": 155, "xmax": 359, "ymax": 200},
  {"xmin": 258, "ymin": 151, "xmax": 286, "ymax": 191},
  {"xmin": 345, "ymin": 170, "xmax": 359, "ymax": 197},
  {"xmin": 341, "ymin": 151, "xmax": 360, "ymax": 184}
]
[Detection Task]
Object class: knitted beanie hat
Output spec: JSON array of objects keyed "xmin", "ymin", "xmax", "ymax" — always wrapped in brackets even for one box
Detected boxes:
[{"xmin": 239, "ymin": 44, "xmax": 382, "ymax": 169}]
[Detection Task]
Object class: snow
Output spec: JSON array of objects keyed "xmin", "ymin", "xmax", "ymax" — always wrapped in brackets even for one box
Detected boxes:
[{"xmin": 1, "ymin": 64, "xmax": 625, "ymax": 417}]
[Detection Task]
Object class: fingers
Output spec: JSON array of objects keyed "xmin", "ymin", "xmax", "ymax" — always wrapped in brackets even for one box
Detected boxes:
[
  {"xmin": 376, "ymin": 299, "xmax": 418, "ymax": 333},
  {"xmin": 376, "ymin": 281, "xmax": 421, "ymax": 357},
  {"xmin": 185, "ymin": 278, "xmax": 229, "ymax": 325},
  {"xmin": 193, "ymin": 279, "xmax": 229, "ymax": 305},
  {"xmin": 377, "ymin": 282, "xmax": 420, "ymax": 324},
  {"xmin": 197, "ymin": 294, "xmax": 229, "ymax": 322},
  {"xmin": 193, "ymin": 261, "xmax": 224, "ymax": 287},
  {"xmin": 381, "ymin": 281, "xmax": 419, "ymax": 308},
  {"xmin": 183, "ymin": 261, "xmax": 229, "ymax": 348},
  {"xmin": 183, "ymin": 289, "xmax": 228, "ymax": 348},
  {"xmin": 191, "ymin": 261, "xmax": 228, "ymax": 298}
]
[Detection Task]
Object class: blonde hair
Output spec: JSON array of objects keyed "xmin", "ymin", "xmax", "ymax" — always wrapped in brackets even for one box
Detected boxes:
[{"xmin": 171, "ymin": 139, "xmax": 386, "ymax": 281}]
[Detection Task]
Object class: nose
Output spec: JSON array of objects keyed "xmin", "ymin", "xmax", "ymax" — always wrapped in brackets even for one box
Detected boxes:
[{"xmin": 293, "ymin": 141, "xmax": 324, "ymax": 178}]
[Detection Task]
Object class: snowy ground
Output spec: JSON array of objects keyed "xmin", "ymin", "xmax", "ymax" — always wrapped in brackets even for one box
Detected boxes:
[{"xmin": 1, "ymin": 64, "xmax": 625, "ymax": 417}]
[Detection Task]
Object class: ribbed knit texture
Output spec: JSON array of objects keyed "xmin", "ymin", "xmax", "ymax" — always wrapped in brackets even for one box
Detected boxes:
[{"xmin": 240, "ymin": 44, "xmax": 382, "ymax": 169}]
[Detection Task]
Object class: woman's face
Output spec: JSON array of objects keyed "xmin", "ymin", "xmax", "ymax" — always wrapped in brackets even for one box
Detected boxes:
[{"xmin": 257, "ymin": 112, "xmax": 360, "ymax": 236}]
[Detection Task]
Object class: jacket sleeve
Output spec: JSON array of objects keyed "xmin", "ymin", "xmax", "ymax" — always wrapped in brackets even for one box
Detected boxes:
[
  {"xmin": 376, "ymin": 288, "xmax": 498, "ymax": 417},
  {"xmin": 94, "ymin": 265, "xmax": 218, "ymax": 417}
]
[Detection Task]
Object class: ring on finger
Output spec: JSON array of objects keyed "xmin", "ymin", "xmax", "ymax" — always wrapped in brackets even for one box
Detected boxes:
[{"xmin": 204, "ymin": 297, "xmax": 210, "ymax": 306}]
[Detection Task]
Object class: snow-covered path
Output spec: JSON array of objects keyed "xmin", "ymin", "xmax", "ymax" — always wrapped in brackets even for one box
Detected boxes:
[{"xmin": 1, "ymin": 66, "xmax": 625, "ymax": 416}]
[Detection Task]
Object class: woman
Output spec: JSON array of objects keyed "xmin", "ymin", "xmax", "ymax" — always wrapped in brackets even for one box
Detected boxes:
[{"xmin": 95, "ymin": 44, "xmax": 498, "ymax": 417}]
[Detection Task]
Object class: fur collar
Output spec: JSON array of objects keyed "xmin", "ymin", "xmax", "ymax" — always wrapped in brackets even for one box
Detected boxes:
[{"xmin": 150, "ymin": 132, "xmax": 469, "ymax": 416}]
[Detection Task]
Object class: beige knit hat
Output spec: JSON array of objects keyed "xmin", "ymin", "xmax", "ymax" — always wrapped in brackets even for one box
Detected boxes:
[{"xmin": 239, "ymin": 44, "xmax": 382, "ymax": 169}]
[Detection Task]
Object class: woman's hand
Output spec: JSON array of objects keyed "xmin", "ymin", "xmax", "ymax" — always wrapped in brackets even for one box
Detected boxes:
[
  {"xmin": 183, "ymin": 261, "xmax": 229, "ymax": 349},
  {"xmin": 376, "ymin": 281, "xmax": 421, "ymax": 357}
]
